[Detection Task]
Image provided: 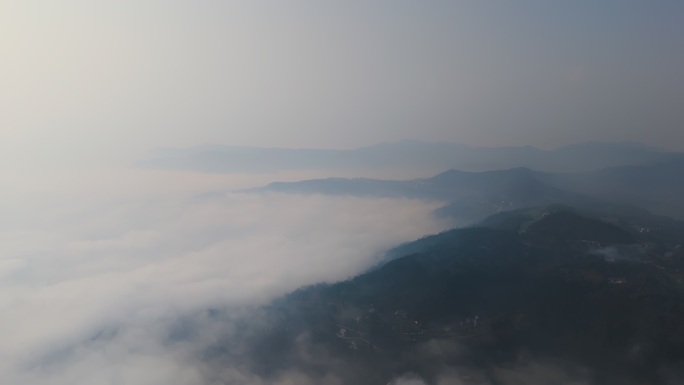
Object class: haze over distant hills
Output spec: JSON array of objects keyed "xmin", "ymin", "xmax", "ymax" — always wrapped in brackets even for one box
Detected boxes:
[
  {"xmin": 137, "ymin": 140, "xmax": 683, "ymax": 174},
  {"xmin": 245, "ymin": 158, "xmax": 684, "ymax": 222},
  {"xmin": 244, "ymin": 167, "xmax": 584, "ymax": 225}
]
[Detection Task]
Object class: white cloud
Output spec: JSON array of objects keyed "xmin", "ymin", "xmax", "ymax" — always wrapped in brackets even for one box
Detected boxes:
[{"xmin": 0, "ymin": 168, "xmax": 449, "ymax": 384}]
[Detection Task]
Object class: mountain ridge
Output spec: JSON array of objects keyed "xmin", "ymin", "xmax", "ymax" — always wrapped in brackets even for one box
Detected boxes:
[{"xmin": 244, "ymin": 160, "xmax": 684, "ymax": 221}]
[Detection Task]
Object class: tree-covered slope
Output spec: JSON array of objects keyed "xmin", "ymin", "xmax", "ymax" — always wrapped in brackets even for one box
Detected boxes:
[{"xmin": 207, "ymin": 207, "xmax": 684, "ymax": 384}]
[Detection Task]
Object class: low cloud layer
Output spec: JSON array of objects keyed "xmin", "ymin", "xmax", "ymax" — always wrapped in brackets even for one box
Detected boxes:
[{"xmin": 0, "ymin": 168, "xmax": 450, "ymax": 384}]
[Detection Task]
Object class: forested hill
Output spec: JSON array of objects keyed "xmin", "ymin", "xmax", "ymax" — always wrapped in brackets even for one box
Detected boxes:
[{"xmin": 207, "ymin": 206, "xmax": 684, "ymax": 385}]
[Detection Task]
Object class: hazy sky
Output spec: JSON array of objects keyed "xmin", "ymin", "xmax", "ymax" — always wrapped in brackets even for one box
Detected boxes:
[{"xmin": 2, "ymin": 1, "xmax": 683, "ymax": 166}]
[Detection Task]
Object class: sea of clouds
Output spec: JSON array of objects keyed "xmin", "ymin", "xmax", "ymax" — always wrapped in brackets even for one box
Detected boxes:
[{"xmin": 0, "ymin": 167, "xmax": 450, "ymax": 384}]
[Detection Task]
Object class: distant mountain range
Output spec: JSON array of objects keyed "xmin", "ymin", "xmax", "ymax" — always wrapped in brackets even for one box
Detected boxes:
[
  {"xmin": 205, "ymin": 206, "xmax": 684, "ymax": 385},
  {"xmin": 244, "ymin": 159, "xmax": 684, "ymax": 221},
  {"xmin": 137, "ymin": 140, "xmax": 683, "ymax": 173}
]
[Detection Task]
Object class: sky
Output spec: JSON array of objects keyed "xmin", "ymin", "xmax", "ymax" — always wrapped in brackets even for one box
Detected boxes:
[{"xmin": 2, "ymin": 0, "xmax": 683, "ymax": 168}]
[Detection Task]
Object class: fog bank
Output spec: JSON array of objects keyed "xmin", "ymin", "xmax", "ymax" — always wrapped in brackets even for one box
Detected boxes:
[{"xmin": 0, "ymin": 168, "xmax": 449, "ymax": 384}]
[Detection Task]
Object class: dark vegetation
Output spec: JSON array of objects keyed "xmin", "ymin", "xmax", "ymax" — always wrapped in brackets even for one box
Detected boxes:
[{"xmin": 207, "ymin": 207, "xmax": 684, "ymax": 385}]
